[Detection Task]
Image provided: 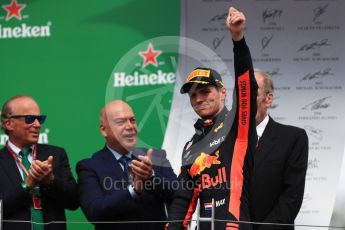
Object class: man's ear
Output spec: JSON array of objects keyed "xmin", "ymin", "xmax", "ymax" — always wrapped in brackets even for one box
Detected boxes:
[
  {"xmin": 220, "ymin": 87, "xmax": 227, "ymax": 100},
  {"xmin": 3, "ymin": 119, "xmax": 13, "ymax": 132},
  {"xmin": 100, "ymin": 124, "xmax": 107, "ymax": 137},
  {"xmin": 265, "ymin": 92, "xmax": 274, "ymax": 108}
]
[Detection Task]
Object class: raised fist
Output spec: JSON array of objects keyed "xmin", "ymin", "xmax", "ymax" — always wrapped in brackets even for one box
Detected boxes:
[{"xmin": 226, "ymin": 6, "xmax": 246, "ymax": 41}]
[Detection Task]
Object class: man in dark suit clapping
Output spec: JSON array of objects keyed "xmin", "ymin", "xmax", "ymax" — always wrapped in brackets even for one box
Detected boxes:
[
  {"xmin": 76, "ymin": 100, "xmax": 176, "ymax": 230},
  {"xmin": 0, "ymin": 95, "xmax": 78, "ymax": 230}
]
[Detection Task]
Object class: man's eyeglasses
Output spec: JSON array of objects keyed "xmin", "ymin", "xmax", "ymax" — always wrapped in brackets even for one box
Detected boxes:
[{"xmin": 9, "ymin": 115, "xmax": 47, "ymax": 124}]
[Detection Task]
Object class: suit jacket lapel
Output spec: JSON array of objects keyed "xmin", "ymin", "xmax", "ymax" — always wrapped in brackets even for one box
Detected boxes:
[
  {"xmin": 100, "ymin": 146, "xmax": 127, "ymax": 180},
  {"xmin": 0, "ymin": 147, "xmax": 24, "ymax": 184},
  {"xmin": 35, "ymin": 144, "xmax": 47, "ymax": 161},
  {"xmin": 255, "ymin": 118, "xmax": 277, "ymax": 169}
]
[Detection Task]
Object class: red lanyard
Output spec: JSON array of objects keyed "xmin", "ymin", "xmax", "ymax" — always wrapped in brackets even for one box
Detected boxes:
[{"xmin": 6, "ymin": 143, "xmax": 37, "ymax": 177}]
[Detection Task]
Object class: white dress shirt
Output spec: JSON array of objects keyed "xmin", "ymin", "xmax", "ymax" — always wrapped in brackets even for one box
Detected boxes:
[
  {"xmin": 256, "ymin": 115, "xmax": 269, "ymax": 141},
  {"xmin": 7, "ymin": 140, "xmax": 34, "ymax": 180}
]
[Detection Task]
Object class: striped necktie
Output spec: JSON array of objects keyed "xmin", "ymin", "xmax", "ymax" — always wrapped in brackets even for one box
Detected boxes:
[
  {"xmin": 118, "ymin": 156, "xmax": 133, "ymax": 183},
  {"xmin": 19, "ymin": 148, "xmax": 44, "ymax": 230}
]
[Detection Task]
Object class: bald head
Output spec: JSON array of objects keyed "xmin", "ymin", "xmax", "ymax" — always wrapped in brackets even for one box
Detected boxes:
[
  {"xmin": 101, "ymin": 100, "xmax": 132, "ymax": 126},
  {"xmin": 100, "ymin": 100, "xmax": 138, "ymax": 155},
  {"xmin": 1, "ymin": 95, "xmax": 39, "ymax": 117}
]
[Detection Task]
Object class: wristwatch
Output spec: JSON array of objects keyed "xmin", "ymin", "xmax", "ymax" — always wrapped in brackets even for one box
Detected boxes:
[
  {"xmin": 21, "ymin": 182, "xmax": 40, "ymax": 195},
  {"xmin": 21, "ymin": 181, "xmax": 32, "ymax": 193}
]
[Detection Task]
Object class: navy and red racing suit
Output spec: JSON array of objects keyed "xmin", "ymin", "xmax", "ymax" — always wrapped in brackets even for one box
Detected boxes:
[{"xmin": 168, "ymin": 37, "xmax": 258, "ymax": 230}]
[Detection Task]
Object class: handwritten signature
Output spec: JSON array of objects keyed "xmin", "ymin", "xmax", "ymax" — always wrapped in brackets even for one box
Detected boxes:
[
  {"xmin": 212, "ymin": 34, "xmax": 225, "ymax": 50},
  {"xmin": 313, "ymin": 4, "xmax": 328, "ymax": 22},
  {"xmin": 298, "ymin": 39, "xmax": 331, "ymax": 52},
  {"xmin": 261, "ymin": 34, "xmax": 274, "ymax": 50},
  {"xmin": 266, "ymin": 68, "xmax": 282, "ymax": 77},
  {"xmin": 209, "ymin": 13, "xmax": 227, "ymax": 23},
  {"xmin": 300, "ymin": 68, "xmax": 333, "ymax": 81},
  {"xmin": 302, "ymin": 96, "xmax": 331, "ymax": 111},
  {"xmin": 308, "ymin": 158, "xmax": 320, "ymax": 169},
  {"xmin": 262, "ymin": 8, "xmax": 283, "ymax": 24},
  {"xmin": 304, "ymin": 125, "xmax": 323, "ymax": 141}
]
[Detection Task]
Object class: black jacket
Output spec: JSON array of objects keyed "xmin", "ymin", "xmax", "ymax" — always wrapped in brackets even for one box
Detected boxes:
[
  {"xmin": 251, "ymin": 117, "xmax": 308, "ymax": 230},
  {"xmin": 0, "ymin": 144, "xmax": 79, "ymax": 230}
]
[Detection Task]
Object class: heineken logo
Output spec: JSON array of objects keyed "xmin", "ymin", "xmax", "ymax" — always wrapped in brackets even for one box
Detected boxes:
[
  {"xmin": 0, "ymin": 128, "xmax": 50, "ymax": 146},
  {"xmin": 0, "ymin": 0, "xmax": 52, "ymax": 39},
  {"xmin": 139, "ymin": 43, "xmax": 162, "ymax": 67},
  {"xmin": 112, "ymin": 42, "xmax": 176, "ymax": 88},
  {"xmin": 114, "ymin": 70, "xmax": 175, "ymax": 87},
  {"xmin": 0, "ymin": 22, "xmax": 51, "ymax": 38},
  {"xmin": 2, "ymin": 0, "xmax": 26, "ymax": 21},
  {"xmin": 105, "ymin": 36, "xmax": 180, "ymax": 147}
]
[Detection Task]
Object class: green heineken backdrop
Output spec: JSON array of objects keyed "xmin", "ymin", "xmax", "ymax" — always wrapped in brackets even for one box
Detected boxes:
[{"xmin": 0, "ymin": 0, "xmax": 180, "ymax": 229}]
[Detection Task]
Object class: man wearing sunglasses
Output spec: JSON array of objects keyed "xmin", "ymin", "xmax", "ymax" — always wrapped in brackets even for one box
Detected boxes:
[{"xmin": 0, "ymin": 95, "xmax": 79, "ymax": 230}]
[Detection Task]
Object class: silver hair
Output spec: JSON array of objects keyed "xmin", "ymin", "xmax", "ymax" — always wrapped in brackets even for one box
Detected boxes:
[{"xmin": 254, "ymin": 68, "xmax": 274, "ymax": 94}]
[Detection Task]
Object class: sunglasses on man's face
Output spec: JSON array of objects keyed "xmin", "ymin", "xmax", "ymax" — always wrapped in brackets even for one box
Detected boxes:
[{"xmin": 9, "ymin": 115, "xmax": 47, "ymax": 124}]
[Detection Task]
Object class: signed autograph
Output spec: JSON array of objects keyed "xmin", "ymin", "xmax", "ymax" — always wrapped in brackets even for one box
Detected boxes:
[
  {"xmin": 308, "ymin": 158, "xmax": 320, "ymax": 170},
  {"xmin": 302, "ymin": 96, "xmax": 331, "ymax": 111},
  {"xmin": 300, "ymin": 68, "xmax": 333, "ymax": 81},
  {"xmin": 261, "ymin": 34, "xmax": 274, "ymax": 50},
  {"xmin": 305, "ymin": 125, "xmax": 323, "ymax": 141},
  {"xmin": 298, "ymin": 39, "xmax": 331, "ymax": 52},
  {"xmin": 266, "ymin": 68, "xmax": 282, "ymax": 77},
  {"xmin": 212, "ymin": 34, "xmax": 225, "ymax": 50},
  {"xmin": 209, "ymin": 13, "xmax": 227, "ymax": 23},
  {"xmin": 313, "ymin": 4, "xmax": 328, "ymax": 23},
  {"xmin": 262, "ymin": 8, "xmax": 283, "ymax": 24}
]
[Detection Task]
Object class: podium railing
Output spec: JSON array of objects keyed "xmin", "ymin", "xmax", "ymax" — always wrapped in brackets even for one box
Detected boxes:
[{"xmin": 1, "ymin": 199, "xmax": 345, "ymax": 230}]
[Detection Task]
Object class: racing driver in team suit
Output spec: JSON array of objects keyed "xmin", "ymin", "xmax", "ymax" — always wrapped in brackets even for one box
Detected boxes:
[{"xmin": 168, "ymin": 7, "xmax": 258, "ymax": 230}]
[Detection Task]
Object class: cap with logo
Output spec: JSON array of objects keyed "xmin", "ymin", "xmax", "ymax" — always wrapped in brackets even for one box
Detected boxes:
[{"xmin": 180, "ymin": 67, "xmax": 224, "ymax": 94}]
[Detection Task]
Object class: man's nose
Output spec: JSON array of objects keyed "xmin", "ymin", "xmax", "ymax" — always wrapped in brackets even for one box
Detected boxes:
[
  {"xmin": 124, "ymin": 119, "xmax": 135, "ymax": 129},
  {"xmin": 195, "ymin": 93, "xmax": 204, "ymax": 103},
  {"xmin": 32, "ymin": 118, "xmax": 41, "ymax": 127}
]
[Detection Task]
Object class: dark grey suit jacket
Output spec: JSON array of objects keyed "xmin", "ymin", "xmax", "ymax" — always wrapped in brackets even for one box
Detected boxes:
[{"xmin": 251, "ymin": 117, "xmax": 308, "ymax": 230}]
